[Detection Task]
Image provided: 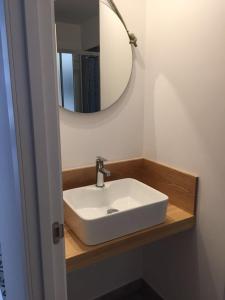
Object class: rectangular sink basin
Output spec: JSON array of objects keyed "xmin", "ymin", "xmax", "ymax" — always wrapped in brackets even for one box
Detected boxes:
[{"xmin": 63, "ymin": 178, "xmax": 168, "ymax": 245}]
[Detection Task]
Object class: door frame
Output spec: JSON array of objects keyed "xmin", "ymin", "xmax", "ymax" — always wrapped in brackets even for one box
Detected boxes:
[{"xmin": 1, "ymin": 0, "xmax": 67, "ymax": 299}]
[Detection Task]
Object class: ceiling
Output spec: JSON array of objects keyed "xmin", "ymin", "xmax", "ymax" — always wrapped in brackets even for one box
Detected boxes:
[{"xmin": 55, "ymin": 0, "xmax": 99, "ymax": 24}]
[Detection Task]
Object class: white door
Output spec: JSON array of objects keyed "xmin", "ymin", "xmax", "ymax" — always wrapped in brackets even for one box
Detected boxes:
[{"xmin": 0, "ymin": 0, "xmax": 67, "ymax": 299}]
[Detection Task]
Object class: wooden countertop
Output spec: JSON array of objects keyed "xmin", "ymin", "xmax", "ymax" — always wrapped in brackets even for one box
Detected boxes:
[
  {"xmin": 65, "ymin": 203, "xmax": 195, "ymax": 271},
  {"xmin": 63, "ymin": 158, "xmax": 198, "ymax": 272}
]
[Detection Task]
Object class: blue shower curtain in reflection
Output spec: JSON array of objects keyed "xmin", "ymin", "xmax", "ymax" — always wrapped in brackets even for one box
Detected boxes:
[
  {"xmin": 81, "ymin": 55, "xmax": 100, "ymax": 113},
  {"xmin": 0, "ymin": 245, "xmax": 6, "ymax": 299}
]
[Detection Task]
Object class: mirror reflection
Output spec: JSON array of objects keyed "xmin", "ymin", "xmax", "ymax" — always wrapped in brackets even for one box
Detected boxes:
[
  {"xmin": 54, "ymin": 0, "xmax": 133, "ymax": 114},
  {"xmin": 55, "ymin": 0, "xmax": 100, "ymax": 113}
]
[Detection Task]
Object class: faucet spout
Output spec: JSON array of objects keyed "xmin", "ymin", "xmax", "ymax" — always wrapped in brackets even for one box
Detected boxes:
[{"xmin": 99, "ymin": 168, "xmax": 111, "ymax": 177}]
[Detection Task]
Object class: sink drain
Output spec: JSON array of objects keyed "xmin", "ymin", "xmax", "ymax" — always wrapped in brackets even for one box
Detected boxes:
[{"xmin": 107, "ymin": 208, "xmax": 119, "ymax": 214}]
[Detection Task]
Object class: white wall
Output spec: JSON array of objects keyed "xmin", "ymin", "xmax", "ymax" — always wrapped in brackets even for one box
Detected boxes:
[
  {"xmin": 67, "ymin": 249, "xmax": 142, "ymax": 300},
  {"xmin": 57, "ymin": 16, "xmax": 99, "ymax": 52},
  {"xmin": 56, "ymin": 22, "xmax": 81, "ymax": 51},
  {"xmin": 81, "ymin": 15, "xmax": 99, "ymax": 50},
  {"xmin": 60, "ymin": 0, "xmax": 146, "ymax": 169},
  {"xmin": 143, "ymin": 0, "xmax": 225, "ymax": 299}
]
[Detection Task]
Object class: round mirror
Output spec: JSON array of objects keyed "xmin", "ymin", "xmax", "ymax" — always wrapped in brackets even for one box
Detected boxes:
[{"xmin": 55, "ymin": 0, "xmax": 133, "ymax": 113}]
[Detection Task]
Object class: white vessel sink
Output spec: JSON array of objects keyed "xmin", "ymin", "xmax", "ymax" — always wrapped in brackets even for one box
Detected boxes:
[{"xmin": 63, "ymin": 178, "xmax": 168, "ymax": 245}]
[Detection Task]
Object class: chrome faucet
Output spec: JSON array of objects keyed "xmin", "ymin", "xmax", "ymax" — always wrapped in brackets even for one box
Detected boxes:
[{"xmin": 96, "ymin": 156, "xmax": 111, "ymax": 188}]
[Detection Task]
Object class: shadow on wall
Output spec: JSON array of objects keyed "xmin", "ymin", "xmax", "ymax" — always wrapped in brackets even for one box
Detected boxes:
[
  {"xmin": 144, "ymin": 71, "xmax": 225, "ymax": 299},
  {"xmin": 143, "ymin": 229, "xmax": 219, "ymax": 300},
  {"xmin": 67, "ymin": 248, "xmax": 142, "ymax": 300},
  {"xmin": 143, "ymin": 1, "xmax": 225, "ymax": 299}
]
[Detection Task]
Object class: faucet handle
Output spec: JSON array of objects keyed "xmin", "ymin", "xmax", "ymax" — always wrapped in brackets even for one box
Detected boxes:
[{"xmin": 96, "ymin": 156, "xmax": 107, "ymax": 162}]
